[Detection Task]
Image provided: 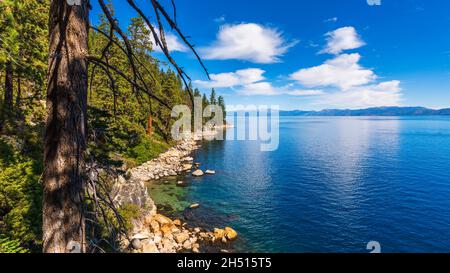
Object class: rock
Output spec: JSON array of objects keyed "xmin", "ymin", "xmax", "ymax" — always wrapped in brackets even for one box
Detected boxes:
[
  {"xmin": 131, "ymin": 233, "xmax": 150, "ymax": 240},
  {"xmin": 183, "ymin": 240, "xmax": 192, "ymax": 250},
  {"xmin": 142, "ymin": 240, "xmax": 159, "ymax": 253},
  {"xmin": 131, "ymin": 238, "xmax": 142, "ymax": 250},
  {"xmin": 183, "ymin": 156, "xmax": 194, "ymax": 162},
  {"xmin": 205, "ymin": 170, "xmax": 216, "ymax": 175},
  {"xmin": 176, "ymin": 181, "xmax": 187, "ymax": 187},
  {"xmin": 150, "ymin": 220, "xmax": 160, "ymax": 233},
  {"xmin": 194, "ymin": 227, "xmax": 201, "ymax": 233},
  {"xmin": 153, "ymin": 214, "xmax": 172, "ymax": 225},
  {"xmin": 194, "ymin": 162, "xmax": 201, "ymax": 168},
  {"xmin": 224, "ymin": 227, "xmax": 238, "ymax": 240},
  {"xmin": 192, "ymin": 247, "xmax": 200, "ymax": 253},
  {"xmin": 214, "ymin": 228, "xmax": 225, "ymax": 240},
  {"xmin": 189, "ymin": 203, "xmax": 200, "ymax": 209},
  {"xmin": 161, "ymin": 238, "xmax": 176, "ymax": 253},
  {"xmin": 171, "ymin": 227, "xmax": 181, "ymax": 234},
  {"xmin": 192, "ymin": 169, "xmax": 204, "ymax": 177},
  {"xmin": 173, "ymin": 219, "xmax": 182, "ymax": 226},
  {"xmin": 175, "ymin": 232, "xmax": 190, "ymax": 244},
  {"xmin": 153, "ymin": 235, "xmax": 162, "ymax": 244},
  {"xmin": 161, "ymin": 225, "xmax": 172, "ymax": 237},
  {"xmin": 182, "ymin": 164, "xmax": 192, "ymax": 171},
  {"xmin": 220, "ymin": 249, "xmax": 230, "ymax": 253},
  {"xmin": 169, "ymin": 170, "xmax": 177, "ymax": 176}
]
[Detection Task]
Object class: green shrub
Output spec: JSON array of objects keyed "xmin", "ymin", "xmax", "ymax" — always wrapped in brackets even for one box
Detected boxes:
[{"xmin": 118, "ymin": 203, "xmax": 142, "ymax": 231}]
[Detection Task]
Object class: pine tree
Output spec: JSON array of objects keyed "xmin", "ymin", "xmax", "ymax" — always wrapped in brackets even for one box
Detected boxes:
[
  {"xmin": 210, "ymin": 88, "xmax": 217, "ymax": 105},
  {"xmin": 218, "ymin": 95, "xmax": 226, "ymax": 123}
]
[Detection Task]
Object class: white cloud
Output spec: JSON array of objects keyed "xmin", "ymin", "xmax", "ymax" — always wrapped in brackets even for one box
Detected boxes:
[
  {"xmin": 238, "ymin": 82, "xmax": 324, "ymax": 97},
  {"xmin": 148, "ymin": 29, "xmax": 188, "ymax": 53},
  {"xmin": 367, "ymin": 0, "xmax": 381, "ymax": 6},
  {"xmin": 194, "ymin": 68, "xmax": 265, "ymax": 88},
  {"xmin": 321, "ymin": 26, "xmax": 365, "ymax": 55},
  {"xmin": 324, "ymin": 17, "xmax": 338, "ymax": 23},
  {"xmin": 286, "ymin": 90, "xmax": 324, "ymax": 96},
  {"xmin": 312, "ymin": 80, "xmax": 401, "ymax": 109},
  {"xmin": 201, "ymin": 23, "xmax": 297, "ymax": 63},
  {"xmin": 290, "ymin": 53, "xmax": 376, "ymax": 90}
]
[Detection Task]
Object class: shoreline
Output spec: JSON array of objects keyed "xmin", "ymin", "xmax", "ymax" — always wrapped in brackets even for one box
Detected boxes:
[{"xmin": 111, "ymin": 126, "xmax": 237, "ymax": 253}]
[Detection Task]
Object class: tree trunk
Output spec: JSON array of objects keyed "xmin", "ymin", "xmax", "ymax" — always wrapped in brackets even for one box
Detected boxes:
[
  {"xmin": 4, "ymin": 61, "xmax": 13, "ymax": 106},
  {"xmin": 16, "ymin": 77, "xmax": 21, "ymax": 106},
  {"xmin": 147, "ymin": 114, "xmax": 153, "ymax": 136},
  {"xmin": 43, "ymin": 0, "xmax": 89, "ymax": 253}
]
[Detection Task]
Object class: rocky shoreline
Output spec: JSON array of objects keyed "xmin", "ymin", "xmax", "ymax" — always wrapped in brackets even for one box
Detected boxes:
[{"xmin": 111, "ymin": 129, "xmax": 237, "ymax": 253}]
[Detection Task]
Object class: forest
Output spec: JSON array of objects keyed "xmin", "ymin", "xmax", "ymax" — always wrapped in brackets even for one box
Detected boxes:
[{"xmin": 0, "ymin": 0, "xmax": 224, "ymax": 253}]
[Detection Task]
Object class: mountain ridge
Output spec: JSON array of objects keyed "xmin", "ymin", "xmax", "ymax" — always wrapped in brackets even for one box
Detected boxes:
[{"xmin": 279, "ymin": 106, "xmax": 450, "ymax": 116}]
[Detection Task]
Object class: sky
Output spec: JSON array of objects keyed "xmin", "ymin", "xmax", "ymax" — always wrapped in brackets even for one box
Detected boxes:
[{"xmin": 90, "ymin": 0, "xmax": 450, "ymax": 110}]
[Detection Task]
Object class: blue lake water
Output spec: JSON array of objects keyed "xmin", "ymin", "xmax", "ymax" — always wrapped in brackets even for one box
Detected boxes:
[{"xmin": 150, "ymin": 116, "xmax": 450, "ymax": 253}]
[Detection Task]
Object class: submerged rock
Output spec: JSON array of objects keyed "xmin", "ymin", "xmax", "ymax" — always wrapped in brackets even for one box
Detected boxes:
[{"xmin": 192, "ymin": 170, "xmax": 204, "ymax": 177}]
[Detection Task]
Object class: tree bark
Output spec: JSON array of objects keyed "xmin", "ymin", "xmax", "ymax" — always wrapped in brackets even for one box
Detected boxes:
[
  {"xmin": 43, "ymin": 0, "xmax": 89, "ymax": 253},
  {"xmin": 4, "ymin": 61, "xmax": 13, "ymax": 106},
  {"xmin": 16, "ymin": 77, "xmax": 21, "ymax": 106},
  {"xmin": 147, "ymin": 114, "xmax": 153, "ymax": 136}
]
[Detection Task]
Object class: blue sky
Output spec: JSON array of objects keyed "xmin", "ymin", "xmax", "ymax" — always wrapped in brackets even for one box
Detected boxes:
[{"xmin": 90, "ymin": 0, "xmax": 450, "ymax": 110}]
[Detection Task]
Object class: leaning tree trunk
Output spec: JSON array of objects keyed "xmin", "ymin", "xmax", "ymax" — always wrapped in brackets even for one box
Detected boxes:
[
  {"xmin": 4, "ymin": 61, "xmax": 13, "ymax": 106},
  {"xmin": 43, "ymin": 0, "xmax": 89, "ymax": 253},
  {"xmin": 0, "ymin": 60, "xmax": 14, "ymax": 131}
]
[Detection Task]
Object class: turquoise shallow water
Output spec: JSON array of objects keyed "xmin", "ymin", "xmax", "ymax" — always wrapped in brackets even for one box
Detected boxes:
[{"xmin": 149, "ymin": 116, "xmax": 450, "ymax": 253}]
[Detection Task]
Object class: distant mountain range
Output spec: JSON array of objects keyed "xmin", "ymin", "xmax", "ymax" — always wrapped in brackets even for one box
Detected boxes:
[{"xmin": 279, "ymin": 107, "xmax": 450, "ymax": 116}]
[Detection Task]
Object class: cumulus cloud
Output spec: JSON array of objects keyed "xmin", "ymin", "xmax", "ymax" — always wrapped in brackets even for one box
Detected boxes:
[
  {"xmin": 200, "ymin": 23, "xmax": 297, "ymax": 63},
  {"xmin": 321, "ymin": 26, "xmax": 365, "ymax": 55},
  {"xmin": 290, "ymin": 53, "xmax": 377, "ymax": 90},
  {"xmin": 238, "ymin": 82, "xmax": 324, "ymax": 96},
  {"xmin": 148, "ymin": 29, "xmax": 188, "ymax": 53},
  {"xmin": 195, "ymin": 68, "xmax": 322, "ymax": 96},
  {"xmin": 194, "ymin": 68, "xmax": 266, "ymax": 88},
  {"xmin": 312, "ymin": 80, "xmax": 402, "ymax": 109}
]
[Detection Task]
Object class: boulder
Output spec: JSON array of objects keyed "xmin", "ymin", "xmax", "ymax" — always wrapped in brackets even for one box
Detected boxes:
[
  {"xmin": 214, "ymin": 228, "xmax": 225, "ymax": 240},
  {"xmin": 224, "ymin": 227, "xmax": 238, "ymax": 240},
  {"xmin": 131, "ymin": 238, "xmax": 142, "ymax": 250},
  {"xmin": 153, "ymin": 214, "xmax": 172, "ymax": 225},
  {"xmin": 173, "ymin": 219, "xmax": 182, "ymax": 226},
  {"xmin": 182, "ymin": 164, "xmax": 192, "ymax": 171},
  {"xmin": 149, "ymin": 220, "xmax": 160, "ymax": 233},
  {"xmin": 183, "ymin": 240, "xmax": 192, "ymax": 250},
  {"xmin": 142, "ymin": 240, "xmax": 159, "ymax": 253},
  {"xmin": 205, "ymin": 170, "xmax": 216, "ymax": 175},
  {"xmin": 131, "ymin": 233, "xmax": 150, "ymax": 240},
  {"xmin": 161, "ymin": 225, "xmax": 172, "ymax": 237},
  {"xmin": 175, "ymin": 232, "xmax": 189, "ymax": 244},
  {"xmin": 192, "ymin": 170, "xmax": 204, "ymax": 177}
]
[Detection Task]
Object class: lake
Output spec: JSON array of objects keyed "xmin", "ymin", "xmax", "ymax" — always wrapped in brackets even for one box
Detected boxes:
[{"xmin": 148, "ymin": 116, "xmax": 450, "ymax": 253}]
